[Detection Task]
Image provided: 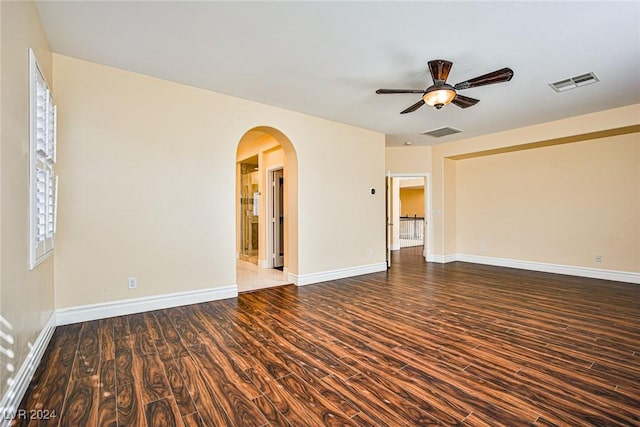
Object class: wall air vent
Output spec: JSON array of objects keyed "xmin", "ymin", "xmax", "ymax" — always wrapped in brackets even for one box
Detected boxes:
[
  {"xmin": 420, "ymin": 126, "xmax": 463, "ymax": 138},
  {"xmin": 549, "ymin": 72, "xmax": 599, "ymax": 92}
]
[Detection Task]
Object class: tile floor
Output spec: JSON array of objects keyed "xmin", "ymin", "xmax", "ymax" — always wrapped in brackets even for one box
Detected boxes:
[{"xmin": 236, "ymin": 259, "xmax": 291, "ymax": 292}]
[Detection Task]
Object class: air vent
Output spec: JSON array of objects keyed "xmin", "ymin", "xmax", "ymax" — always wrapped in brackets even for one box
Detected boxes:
[
  {"xmin": 549, "ymin": 72, "xmax": 599, "ymax": 92},
  {"xmin": 420, "ymin": 126, "xmax": 463, "ymax": 138}
]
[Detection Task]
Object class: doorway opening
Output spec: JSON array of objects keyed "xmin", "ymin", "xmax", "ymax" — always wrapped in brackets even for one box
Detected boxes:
[
  {"xmin": 385, "ymin": 173, "xmax": 431, "ymax": 268},
  {"xmin": 236, "ymin": 127, "xmax": 298, "ymax": 292},
  {"xmin": 239, "ymin": 155, "xmax": 260, "ymax": 264}
]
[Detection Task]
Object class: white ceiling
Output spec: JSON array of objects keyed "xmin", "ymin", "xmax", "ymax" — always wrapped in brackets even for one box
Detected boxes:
[{"xmin": 35, "ymin": 1, "xmax": 640, "ymax": 146}]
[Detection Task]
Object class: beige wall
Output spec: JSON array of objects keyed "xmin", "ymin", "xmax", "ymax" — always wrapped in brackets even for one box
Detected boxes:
[
  {"xmin": 456, "ymin": 133, "xmax": 639, "ymax": 271},
  {"xmin": 0, "ymin": 1, "xmax": 55, "ymax": 399},
  {"xmin": 429, "ymin": 104, "xmax": 640, "ymax": 274},
  {"xmin": 443, "ymin": 158, "xmax": 457, "ymax": 255},
  {"xmin": 385, "ymin": 146, "xmax": 431, "ymax": 174},
  {"xmin": 399, "ymin": 188, "xmax": 425, "ymax": 217},
  {"xmin": 53, "ymin": 54, "xmax": 385, "ymax": 308}
]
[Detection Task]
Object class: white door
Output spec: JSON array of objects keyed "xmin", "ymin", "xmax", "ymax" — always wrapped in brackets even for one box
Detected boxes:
[
  {"xmin": 271, "ymin": 169, "xmax": 285, "ymax": 268},
  {"xmin": 386, "ymin": 172, "xmax": 392, "ymax": 268}
]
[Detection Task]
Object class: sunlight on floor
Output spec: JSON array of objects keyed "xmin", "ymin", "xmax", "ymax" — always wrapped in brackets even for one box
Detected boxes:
[{"xmin": 237, "ymin": 259, "xmax": 291, "ymax": 293}]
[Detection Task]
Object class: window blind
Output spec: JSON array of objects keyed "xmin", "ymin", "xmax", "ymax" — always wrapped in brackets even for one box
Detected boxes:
[{"xmin": 29, "ymin": 49, "xmax": 57, "ymax": 269}]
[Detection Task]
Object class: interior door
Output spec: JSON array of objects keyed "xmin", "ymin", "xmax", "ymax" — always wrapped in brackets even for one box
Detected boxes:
[
  {"xmin": 272, "ymin": 169, "xmax": 284, "ymax": 268},
  {"xmin": 386, "ymin": 172, "xmax": 392, "ymax": 268}
]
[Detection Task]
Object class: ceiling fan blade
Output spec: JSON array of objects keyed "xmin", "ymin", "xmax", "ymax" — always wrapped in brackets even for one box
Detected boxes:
[
  {"xmin": 451, "ymin": 94, "xmax": 480, "ymax": 108},
  {"xmin": 400, "ymin": 99, "xmax": 425, "ymax": 114},
  {"xmin": 376, "ymin": 89, "xmax": 425, "ymax": 94},
  {"xmin": 428, "ymin": 60, "xmax": 453, "ymax": 85},
  {"xmin": 454, "ymin": 67, "xmax": 514, "ymax": 90}
]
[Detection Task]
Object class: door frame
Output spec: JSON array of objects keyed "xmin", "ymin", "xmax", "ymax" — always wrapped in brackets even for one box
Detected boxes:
[
  {"xmin": 266, "ymin": 165, "xmax": 285, "ymax": 269},
  {"xmin": 386, "ymin": 172, "xmax": 431, "ymax": 262}
]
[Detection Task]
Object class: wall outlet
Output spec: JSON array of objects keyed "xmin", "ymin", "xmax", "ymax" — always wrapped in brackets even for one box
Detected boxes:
[
  {"xmin": 128, "ymin": 277, "xmax": 137, "ymax": 289},
  {"xmin": 480, "ymin": 244, "xmax": 486, "ymax": 253},
  {"xmin": 369, "ymin": 250, "xmax": 374, "ymax": 259},
  {"xmin": 595, "ymin": 255, "xmax": 602, "ymax": 263}
]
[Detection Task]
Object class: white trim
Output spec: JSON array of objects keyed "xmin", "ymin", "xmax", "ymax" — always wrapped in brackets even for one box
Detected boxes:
[
  {"xmin": 286, "ymin": 272, "xmax": 297, "ymax": 284},
  {"xmin": 427, "ymin": 254, "xmax": 457, "ymax": 263},
  {"xmin": 456, "ymin": 254, "xmax": 640, "ymax": 284},
  {"xmin": 0, "ymin": 313, "xmax": 56, "ymax": 427},
  {"xmin": 289, "ymin": 262, "xmax": 387, "ymax": 286},
  {"xmin": 258, "ymin": 259, "xmax": 270, "ymax": 269},
  {"xmin": 427, "ymin": 253, "xmax": 640, "ymax": 284},
  {"xmin": 390, "ymin": 243, "xmax": 401, "ymax": 251},
  {"xmin": 56, "ymin": 286, "xmax": 238, "ymax": 325}
]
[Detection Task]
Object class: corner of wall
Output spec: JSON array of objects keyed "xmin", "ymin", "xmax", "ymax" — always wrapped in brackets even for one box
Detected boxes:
[{"xmin": 0, "ymin": 0, "xmax": 56, "ymax": 410}]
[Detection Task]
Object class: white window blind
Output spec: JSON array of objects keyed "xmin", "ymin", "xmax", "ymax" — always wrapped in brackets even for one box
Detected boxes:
[{"xmin": 29, "ymin": 49, "xmax": 57, "ymax": 269}]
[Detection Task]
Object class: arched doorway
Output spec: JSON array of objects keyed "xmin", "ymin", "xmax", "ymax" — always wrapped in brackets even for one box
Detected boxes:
[{"xmin": 235, "ymin": 127, "xmax": 298, "ymax": 292}]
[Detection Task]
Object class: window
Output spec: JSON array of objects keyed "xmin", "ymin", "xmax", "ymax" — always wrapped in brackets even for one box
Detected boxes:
[{"xmin": 29, "ymin": 49, "xmax": 57, "ymax": 269}]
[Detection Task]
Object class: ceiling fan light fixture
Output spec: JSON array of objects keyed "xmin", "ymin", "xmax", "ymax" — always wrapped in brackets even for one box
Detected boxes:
[{"xmin": 423, "ymin": 85, "xmax": 456, "ymax": 109}]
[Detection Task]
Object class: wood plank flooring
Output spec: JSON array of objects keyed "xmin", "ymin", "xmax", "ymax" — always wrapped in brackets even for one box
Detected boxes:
[{"xmin": 14, "ymin": 248, "xmax": 640, "ymax": 426}]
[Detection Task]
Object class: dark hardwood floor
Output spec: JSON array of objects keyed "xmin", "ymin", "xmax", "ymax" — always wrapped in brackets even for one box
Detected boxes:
[{"xmin": 14, "ymin": 247, "xmax": 640, "ymax": 426}]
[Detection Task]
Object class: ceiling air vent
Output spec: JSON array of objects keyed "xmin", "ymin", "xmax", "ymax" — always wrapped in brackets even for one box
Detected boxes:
[
  {"xmin": 420, "ymin": 126, "xmax": 462, "ymax": 138},
  {"xmin": 549, "ymin": 72, "xmax": 599, "ymax": 92}
]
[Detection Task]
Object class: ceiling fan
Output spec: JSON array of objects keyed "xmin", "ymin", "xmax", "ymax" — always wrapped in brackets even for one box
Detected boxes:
[{"xmin": 376, "ymin": 60, "xmax": 514, "ymax": 113}]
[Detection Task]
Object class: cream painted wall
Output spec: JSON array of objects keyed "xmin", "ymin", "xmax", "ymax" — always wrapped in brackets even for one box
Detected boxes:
[
  {"xmin": 53, "ymin": 54, "xmax": 385, "ymax": 308},
  {"xmin": 456, "ymin": 133, "xmax": 639, "ymax": 272},
  {"xmin": 430, "ymin": 104, "xmax": 640, "ymax": 259},
  {"xmin": 385, "ymin": 146, "xmax": 431, "ymax": 174},
  {"xmin": 398, "ymin": 178, "xmax": 424, "ymax": 188},
  {"xmin": 289, "ymin": 126, "xmax": 385, "ymax": 272},
  {"xmin": 0, "ymin": 1, "xmax": 55, "ymax": 399},
  {"xmin": 443, "ymin": 158, "xmax": 457, "ymax": 255},
  {"xmin": 237, "ymin": 133, "xmax": 280, "ymax": 162}
]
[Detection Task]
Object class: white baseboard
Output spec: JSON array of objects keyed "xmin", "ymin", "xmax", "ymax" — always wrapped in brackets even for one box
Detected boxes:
[
  {"xmin": 390, "ymin": 243, "xmax": 401, "ymax": 251},
  {"xmin": 429, "ymin": 253, "xmax": 640, "ymax": 284},
  {"xmin": 289, "ymin": 262, "xmax": 387, "ymax": 286},
  {"xmin": 56, "ymin": 285, "xmax": 238, "ymax": 325},
  {"xmin": 0, "ymin": 313, "xmax": 56, "ymax": 427},
  {"xmin": 426, "ymin": 254, "xmax": 457, "ymax": 263},
  {"xmin": 258, "ymin": 259, "xmax": 270, "ymax": 269}
]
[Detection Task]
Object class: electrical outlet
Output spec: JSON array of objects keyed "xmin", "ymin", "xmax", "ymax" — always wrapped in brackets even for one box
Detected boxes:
[
  {"xmin": 369, "ymin": 250, "xmax": 374, "ymax": 259},
  {"xmin": 595, "ymin": 255, "xmax": 602, "ymax": 263},
  {"xmin": 128, "ymin": 277, "xmax": 137, "ymax": 289},
  {"xmin": 480, "ymin": 244, "xmax": 486, "ymax": 253}
]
